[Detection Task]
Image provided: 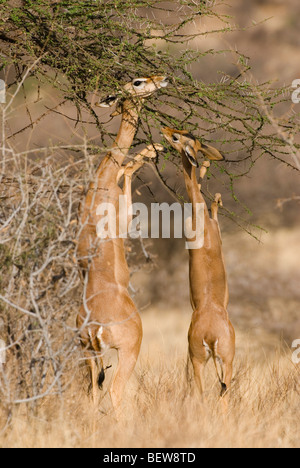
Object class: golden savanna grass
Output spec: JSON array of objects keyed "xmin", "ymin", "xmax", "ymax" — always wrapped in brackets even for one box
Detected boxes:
[
  {"xmin": 1, "ymin": 306, "xmax": 299, "ymax": 449},
  {"xmin": 1, "ymin": 229, "xmax": 300, "ymax": 448}
]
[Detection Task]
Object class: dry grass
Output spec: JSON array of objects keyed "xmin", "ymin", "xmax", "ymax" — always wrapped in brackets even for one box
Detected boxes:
[{"xmin": 1, "ymin": 308, "xmax": 299, "ymax": 449}]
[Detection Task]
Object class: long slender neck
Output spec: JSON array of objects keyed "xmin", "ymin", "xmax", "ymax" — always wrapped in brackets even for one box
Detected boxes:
[
  {"xmin": 182, "ymin": 152, "xmax": 228, "ymax": 310},
  {"xmin": 113, "ymin": 99, "xmax": 141, "ymax": 160},
  {"xmin": 182, "ymin": 150, "xmax": 213, "ymax": 251},
  {"xmin": 95, "ymin": 99, "xmax": 141, "ymax": 184},
  {"xmin": 79, "ymin": 97, "xmax": 142, "ymax": 291},
  {"xmin": 182, "ymin": 151, "xmax": 199, "ymax": 203}
]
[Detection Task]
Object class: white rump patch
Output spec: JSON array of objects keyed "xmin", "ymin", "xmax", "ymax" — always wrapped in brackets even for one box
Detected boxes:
[
  {"xmin": 97, "ymin": 326, "xmax": 109, "ymax": 355},
  {"xmin": 97, "ymin": 326, "xmax": 103, "ymax": 340},
  {"xmin": 203, "ymin": 339, "xmax": 220, "ymax": 359},
  {"xmin": 203, "ymin": 339, "xmax": 211, "ymax": 356}
]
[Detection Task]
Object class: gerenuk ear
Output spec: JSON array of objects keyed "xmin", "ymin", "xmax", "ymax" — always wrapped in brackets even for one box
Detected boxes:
[
  {"xmin": 96, "ymin": 95, "xmax": 119, "ymax": 108},
  {"xmin": 199, "ymin": 143, "xmax": 224, "ymax": 161},
  {"xmin": 185, "ymin": 145, "xmax": 199, "ymax": 167}
]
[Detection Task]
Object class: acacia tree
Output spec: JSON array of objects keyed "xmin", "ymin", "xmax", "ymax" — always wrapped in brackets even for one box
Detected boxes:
[
  {"xmin": 1, "ymin": 1, "xmax": 299, "ymax": 169},
  {"xmin": 0, "ymin": 0, "xmax": 299, "ymax": 420}
]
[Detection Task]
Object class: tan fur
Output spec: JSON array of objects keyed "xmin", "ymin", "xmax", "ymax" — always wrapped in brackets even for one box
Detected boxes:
[
  {"xmin": 76, "ymin": 77, "xmax": 167, "ymax": 415},
  {"xmin": 162, "ymin": 127, "xmax": 235, "ymax": 411}
]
